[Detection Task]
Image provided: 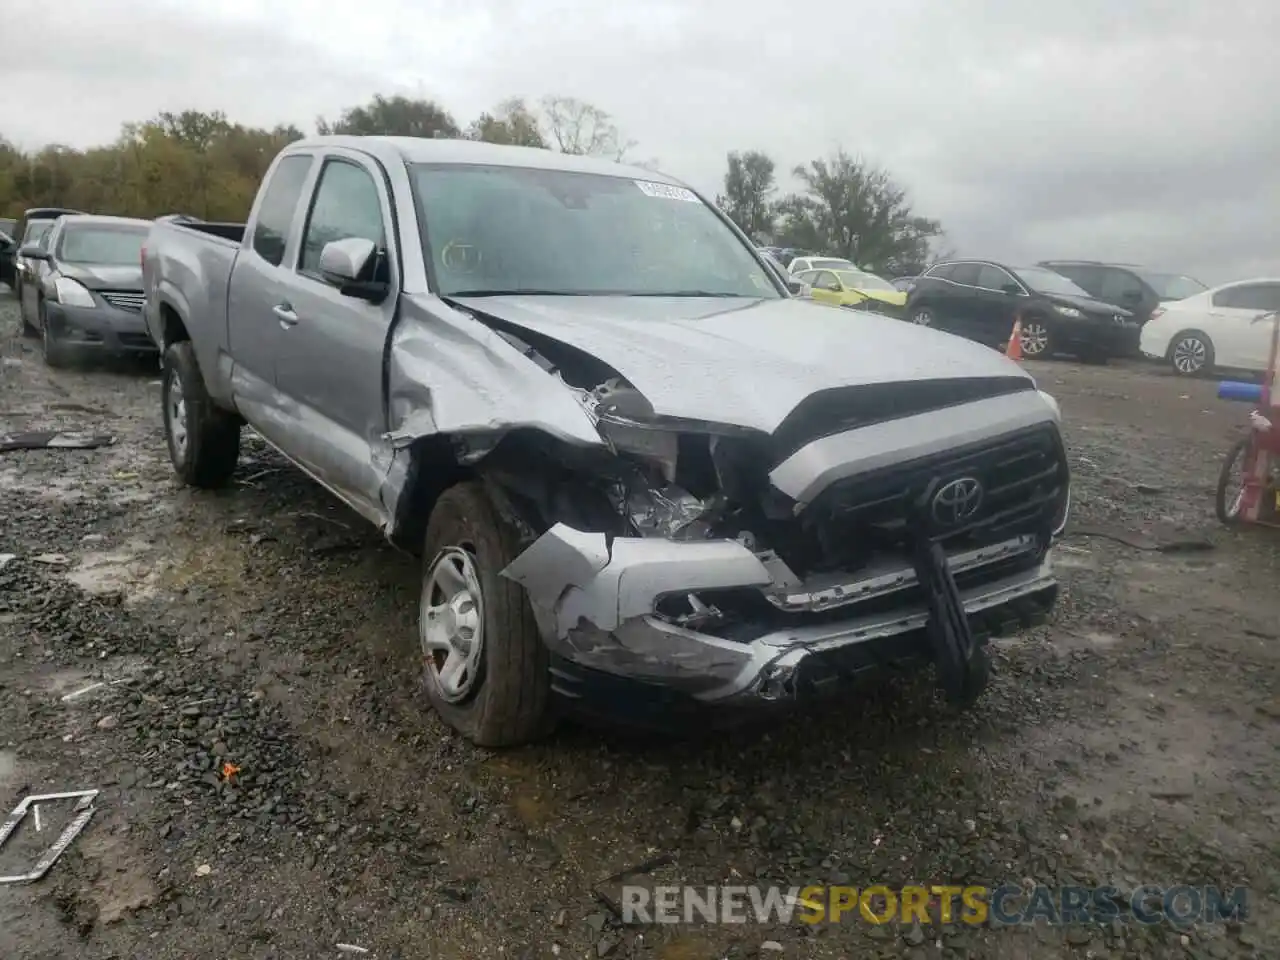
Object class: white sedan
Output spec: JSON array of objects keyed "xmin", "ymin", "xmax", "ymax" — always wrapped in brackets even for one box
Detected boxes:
[{"xmin": 1139, "ymin": 278, "xmax": 1280, "ymax": 376}]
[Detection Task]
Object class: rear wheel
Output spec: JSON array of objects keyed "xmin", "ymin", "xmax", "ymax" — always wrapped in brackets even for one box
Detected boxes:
[
  {"xmin": 1169, "ymin": 330, "xmax": 1213, "ymax": 377},
  {"xmin": 162, "ymin": 341, "xmax": 241, "ymax": 488},
  {"xmin": 1216, "ymin": 437, "xmax": 1251, "ymax": 525},
  {"xmin": 910, "ymin": 307, "xmax": 933, "ymax": 326},
  {"xmin": 419, "ymin": 482, "xmax": 552, "ymax": 747}
]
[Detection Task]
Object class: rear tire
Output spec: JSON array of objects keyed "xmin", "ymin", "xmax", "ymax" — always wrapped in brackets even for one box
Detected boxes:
[
  {"xmin": 39, "ymin": 303, "xmax": 71, "ymax": 368},
  {"xmin": 910, "ymin": 306, "xmax": 933, "ymax": 326},
  {"xmin": 162, "ymin": 341, "xmax": 241, "ymax": 488},
  {"xmin": 420, "ymin": 482, "xmax": 553, "ymax": 747}
]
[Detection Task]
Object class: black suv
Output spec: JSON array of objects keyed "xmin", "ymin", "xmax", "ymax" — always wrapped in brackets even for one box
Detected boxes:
[
  {"xmin": 0, "ymin": 218, "xmax": 16, "ymax": 288},
  {"xmin": 905, "ymin": 259, "xmax": 1140, "ymax": 362},
  {"xmin": 1038, "ymin": 260, "xmax": 1207, "ymax": 327}
]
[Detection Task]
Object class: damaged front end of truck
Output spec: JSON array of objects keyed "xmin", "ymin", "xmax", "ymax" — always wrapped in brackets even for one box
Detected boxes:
[{"xmin": 383, "ymin": 300, "xmax": 1070, "ymax": 727}]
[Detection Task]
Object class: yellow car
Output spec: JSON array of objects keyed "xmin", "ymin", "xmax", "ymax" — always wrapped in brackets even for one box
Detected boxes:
[{"xmin": 793, "ymin": 268, "xmax": 908, "ymax": 317}]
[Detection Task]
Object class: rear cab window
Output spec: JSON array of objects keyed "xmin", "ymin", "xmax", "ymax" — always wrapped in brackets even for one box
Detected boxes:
[{"xmin": 252, "ymin": 154, "xmax": 316, "ymax": 267}]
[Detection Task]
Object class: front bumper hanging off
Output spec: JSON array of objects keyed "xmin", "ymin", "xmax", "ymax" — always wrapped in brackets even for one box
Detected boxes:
[{"xmin": 501, "ymin": 523, "xmax": 1058, "ymax": 713}]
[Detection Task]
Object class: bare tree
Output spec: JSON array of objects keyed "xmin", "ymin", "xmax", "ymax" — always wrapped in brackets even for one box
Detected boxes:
[{"xmin": 539, "ymin": 96, "xmax": 637, "ymax": 161}]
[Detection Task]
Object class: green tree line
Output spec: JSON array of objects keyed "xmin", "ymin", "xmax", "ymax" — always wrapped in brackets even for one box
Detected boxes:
[
  {"xmin": 716, "ymin": 149, "xmax": 949, "ymax": 277},
  {"xmin": 1, "ymin": 92, "xmax": 945, "ymax": 276},
  {"xmin": 0, "ymin": 94, "xmax": 635, "ymax": 224}
]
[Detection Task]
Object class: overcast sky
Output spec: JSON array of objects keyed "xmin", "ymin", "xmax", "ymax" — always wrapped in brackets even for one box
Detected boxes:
[{"xmin": 2, "ymin": 0, "xmax": 1276, "ymax": 284}]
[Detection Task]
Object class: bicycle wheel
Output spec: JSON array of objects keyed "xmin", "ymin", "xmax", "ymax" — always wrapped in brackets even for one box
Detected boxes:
[{"xmin": 1216, "ymin": 437, "xmax": 1252, "ymax": 525}]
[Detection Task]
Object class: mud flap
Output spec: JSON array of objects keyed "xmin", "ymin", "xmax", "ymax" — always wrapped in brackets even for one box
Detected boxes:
[{"xmin": 910, "ymin": 535, "xmax": 989, "ymax": 705}]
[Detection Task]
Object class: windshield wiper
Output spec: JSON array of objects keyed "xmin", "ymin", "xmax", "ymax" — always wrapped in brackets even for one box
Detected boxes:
[
  {"xmin": 628, "ymin": 290, "xmax": 755, "ymax": 298},
  {"xmin": 445, "ymin": 288, "xmax": 592, "ymax": 297}
]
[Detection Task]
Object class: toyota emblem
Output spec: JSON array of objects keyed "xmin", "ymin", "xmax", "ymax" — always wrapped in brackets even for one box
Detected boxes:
[{"xmin": 931, "ymin": 477, "xmax": 984, "ymax": 527}]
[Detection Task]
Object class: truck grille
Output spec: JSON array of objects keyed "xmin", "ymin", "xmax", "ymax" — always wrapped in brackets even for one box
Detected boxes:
[
  {"xmin": 811, "ymin": 424, "xmax": 1067, "ymax": 550},
  {"xmin": 101, "ymin": 291, "xmax": 144, "ymax": 313}
]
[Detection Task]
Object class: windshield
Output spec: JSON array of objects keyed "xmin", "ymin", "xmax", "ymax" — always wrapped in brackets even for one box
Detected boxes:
[
  {"xmin": 1134, "ymin": 270, "xmax": 1207, "ymax": 301},
  {"xmin": 810, "ymin": 258, "xmax": 854, "ymax": 270},
  {"xmin": 835, "ymin": 270, "xmax": 896, "ymax": 292},
  {"xmin": 409, "ymin": 163, "xmax": 780, "ymax": 298},
  {"xmin": 21, "ymin": 220, "xmax": 53, "ymax": 246},
  {"xmin": 1014, "ymin": 265, "xmax": 1091, "ymax": 298},
  {"xmin": 58, "ymin": 224, "xmax": 147, "ymax": 265}
]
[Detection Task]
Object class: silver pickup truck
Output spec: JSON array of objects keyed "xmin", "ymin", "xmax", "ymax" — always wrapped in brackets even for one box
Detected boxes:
[{"xmin": 142, "ymin": 136, "xmax": 1070, "ymax": 746}]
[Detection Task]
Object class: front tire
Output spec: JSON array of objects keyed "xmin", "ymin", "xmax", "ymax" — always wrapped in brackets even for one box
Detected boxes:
[
  {"xmin": 40, "ymin": 303, "xmax": 71, "ymax": 368},
  {"xmin": 1169, "ymin": 330, "xmax": 1214, "ymax": 377},
  {"xmin": 20, "ymin": 296, "xmax": 36, "ymax": 336},
  {"xmin": 1019, "ymin": 318, "xmax": 1052, "ymax": 358},
  {"xmin": 420, "ymin": 482, "xmax": 552, "ymax": 747},
  {"xmin": 162, "ymin": 341, "xmax": 241, "ymax": 488}
]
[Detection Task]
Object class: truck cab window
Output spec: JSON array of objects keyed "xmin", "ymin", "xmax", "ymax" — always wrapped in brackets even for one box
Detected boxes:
[
  {"xmin": 252, "ymin": 155, "xmax": 314, "ymax": 267},
  {"xmin": 300, "ymin": 160, "xmax": 387, "ymax": 279}
]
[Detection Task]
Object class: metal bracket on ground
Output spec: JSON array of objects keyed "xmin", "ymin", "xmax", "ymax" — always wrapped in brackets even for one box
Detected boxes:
[{"xmin": 0, "ymin": 789, "xmax": 100, "ymax": 884}]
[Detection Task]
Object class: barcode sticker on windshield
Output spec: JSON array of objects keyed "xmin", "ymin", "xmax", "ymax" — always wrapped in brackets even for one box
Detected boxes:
[{"xmin": 634, "ymin": 180, "xmax": 700, "ymax": 202}]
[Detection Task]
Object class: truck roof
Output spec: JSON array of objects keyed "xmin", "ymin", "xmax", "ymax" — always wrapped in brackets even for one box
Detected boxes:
[{"xmin": 285, "ymin": 136, "xmax": 688, "ymax": 189}]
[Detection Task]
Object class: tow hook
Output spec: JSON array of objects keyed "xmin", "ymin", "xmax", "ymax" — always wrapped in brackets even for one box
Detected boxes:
[{"xmin": 908, "ymin": 487, "xmax": 991, "ymax": 705}]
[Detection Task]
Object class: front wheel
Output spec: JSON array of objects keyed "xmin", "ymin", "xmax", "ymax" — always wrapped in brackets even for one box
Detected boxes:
[
  {"xmin": 162, "ymin": 341, "xmax": 241, "ymax": 488},
  {"xmin": 39, "ymin": 303, "xmax": 73, "ymax": 367},
  {"xmin": 1169, "ymin": 330, "xmax": 1214, "ymax": 377},
  {"xmin": 1019, "ymin": 318, "xmax": 1052, "ymax": 358},
  {"xmin": 1216, "ymin": 436, "xmax": 1251, "ymax": 525},
  {"xmin": 420, "ymin": 482, "xmax": 552, "ymax": 747}
]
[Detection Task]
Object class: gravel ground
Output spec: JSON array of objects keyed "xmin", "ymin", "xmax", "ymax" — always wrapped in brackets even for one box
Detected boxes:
[{"xmin": 1, "ymin": 286, "xmax": 1278, "ymax": 960}]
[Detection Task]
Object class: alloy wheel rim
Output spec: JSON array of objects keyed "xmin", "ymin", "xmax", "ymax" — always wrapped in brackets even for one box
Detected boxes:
[
  {"xmin": 420, "ymin": 547, "xmax": 485, "ymax": 703},
  {"xmin": 167, "ymin": 368, "xmax": 189, "ymax": 462},
  {"xmin": 912, "ymin": 309, "xmax": 932, "ymax": 326},
  {"xmin": 1173, "ymin": 337, "xmax": 1206, "ymax": 373},
  {"xmin": 1021, "ymin": 322, "xmax": 1049, "ymax": 356}
]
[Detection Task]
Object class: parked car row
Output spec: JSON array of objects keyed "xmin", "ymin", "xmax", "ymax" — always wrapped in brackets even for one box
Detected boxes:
[
  {"xmin": 758, "ymin": 244, "xmax": 1243, "ymax": 371},
  {"xmin": 0, "ymin": 207, "xmax": 155, "ymax": 367}
]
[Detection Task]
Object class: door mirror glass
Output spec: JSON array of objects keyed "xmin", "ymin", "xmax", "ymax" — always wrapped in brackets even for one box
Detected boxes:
[
  {"xmin": 786, "ymin": 278, "xmax": 803, "ymax": 295},
  {"xmin": 319, "ymin": 237, "xmax": 375, "ymax": 284}
]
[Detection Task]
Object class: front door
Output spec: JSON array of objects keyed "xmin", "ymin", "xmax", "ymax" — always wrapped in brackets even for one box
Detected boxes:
[
  {"xmin": 271, "ymin": 150, "xmax": 400, "ymax": 521},
  {"xmin": 1212, "ymin": 283, "xmax": 1280, "ymax": 372},
  {"xmin": 970, "ymin": 264, "xmax": 1024, "ymax": 345}
]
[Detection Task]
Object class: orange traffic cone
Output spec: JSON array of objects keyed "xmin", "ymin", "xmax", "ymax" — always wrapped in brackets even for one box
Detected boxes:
[{"xmin": 1005, "ymin": 316, "xmax": 1023, "ymax": 361}]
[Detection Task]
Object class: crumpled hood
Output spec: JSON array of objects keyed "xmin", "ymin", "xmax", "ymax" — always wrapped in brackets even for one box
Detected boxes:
[
  {"xmin": 59, "ymin": 263, "xmax": 142, "ymax": 291},
  {"xmin": 448, "ymin": 294, "xmax": 1032, "ymax": 434}
]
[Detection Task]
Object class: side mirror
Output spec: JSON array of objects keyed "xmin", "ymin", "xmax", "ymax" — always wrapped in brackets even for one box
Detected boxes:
[
  {"xmin": 786, "ymin": 278, "xmax": 803, "ymax": 295},
  {"xmin": 1000, "ymin": 283, "xmax": 1021, "ymax": 296},
  {"xmin": 19, "ymin": 245, "xmax": 50, "ymax": 260},
  {"xmin": 319, "ymin": 237, "xmax": 387, "ymax": 303}
]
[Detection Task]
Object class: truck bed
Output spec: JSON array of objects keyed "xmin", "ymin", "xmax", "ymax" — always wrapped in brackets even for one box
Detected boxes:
[{"xmin": 156, "ymin": 215, "xmax": 246, "ymax": 245}]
